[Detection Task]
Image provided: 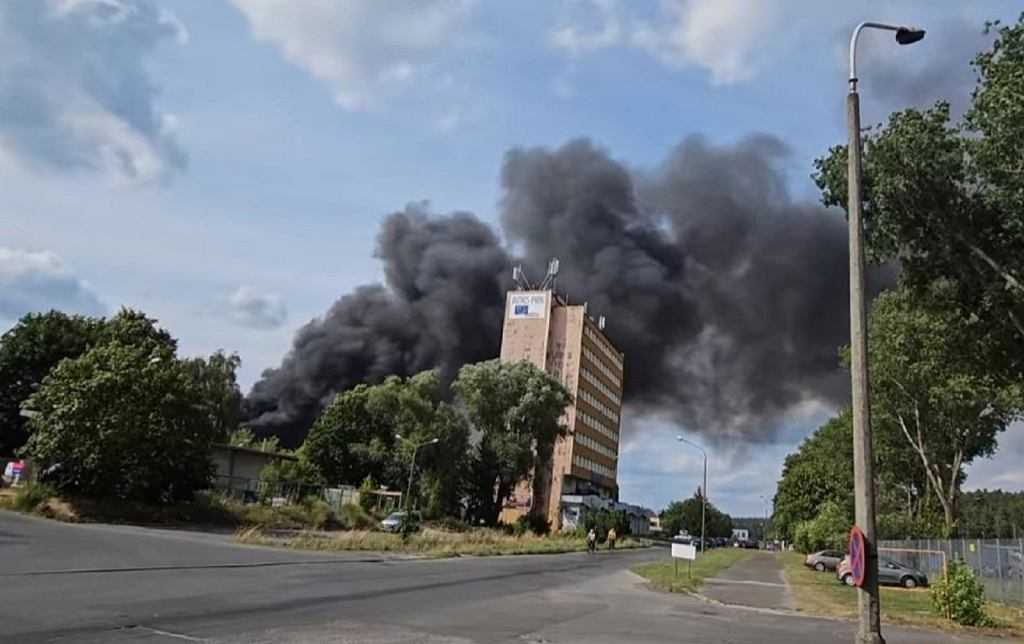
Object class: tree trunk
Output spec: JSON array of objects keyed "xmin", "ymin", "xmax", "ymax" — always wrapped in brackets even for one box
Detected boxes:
[{"xmin": 490, "ymin": 477, "xmax": 512, "ymax": 526}]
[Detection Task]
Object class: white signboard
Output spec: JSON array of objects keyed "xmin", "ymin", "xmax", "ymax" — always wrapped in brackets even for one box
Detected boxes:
[
  {"xmin": 672, "ymin": 543, "xmax": 697, "ymax": 560},
  {"xmin": 509, "ymin": 292, "xmax": 547, "ymax": 319}
]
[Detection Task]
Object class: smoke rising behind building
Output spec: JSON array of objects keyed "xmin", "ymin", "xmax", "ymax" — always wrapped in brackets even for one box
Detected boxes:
[{"xmin": 246, "ymin": 135, "xmax": 887, "ymax": 447}]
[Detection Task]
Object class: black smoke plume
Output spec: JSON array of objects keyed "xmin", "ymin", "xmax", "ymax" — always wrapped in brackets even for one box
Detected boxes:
[{"xmin": 247, "ymin": 136, "xmax": 887, "ymax": 447}]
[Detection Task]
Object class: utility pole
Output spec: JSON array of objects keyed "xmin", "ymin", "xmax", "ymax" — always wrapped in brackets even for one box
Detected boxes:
[
  {"xmin": 847, "ymin": 21, "xmax": 925, "ymax": 644},
  {"xmin": 677, "ymin": 435, "xmax": 708, "ymax": 552},
  {"xmin": 395, "ymin": 434, "xmax": 440, "ymax": 514}
]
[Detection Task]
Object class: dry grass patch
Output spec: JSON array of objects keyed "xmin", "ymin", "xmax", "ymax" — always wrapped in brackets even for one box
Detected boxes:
[{"xmin": 236, "ymin": 526, "xmax": 647, "ymax": 557}]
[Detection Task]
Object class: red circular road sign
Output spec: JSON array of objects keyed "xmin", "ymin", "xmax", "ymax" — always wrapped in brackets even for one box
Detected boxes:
[{"xmin": 849, "ymin": 526, "xmax": 866, "ymax": 587}]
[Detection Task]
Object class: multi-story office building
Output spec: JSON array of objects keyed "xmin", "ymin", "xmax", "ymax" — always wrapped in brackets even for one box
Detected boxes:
[{"xmin": 498, "ymin": 287, "xmax": 624, "ymax": 529}]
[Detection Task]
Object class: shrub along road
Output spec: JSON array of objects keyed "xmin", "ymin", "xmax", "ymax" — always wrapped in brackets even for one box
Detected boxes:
[{"xmin": 0, "ymin": 511, "xmax": 1005, "ymax": 643}]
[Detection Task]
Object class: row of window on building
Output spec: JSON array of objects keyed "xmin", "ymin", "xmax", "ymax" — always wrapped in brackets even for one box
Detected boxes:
[
  {"xmin": 584, "ymin": 326, "xmax": 623, "ymax": 369},
  {"xmin": 580, "ymin": 366, "xmax": 621, "ymax": 406},
  {"xmin": 577, "ymin": 388, "xmax": 618, "ymax": 424},
  {"xmin": 582, "ymin": 346, "xmax": 621, "ymax": 388},
  {"xmin": 574, "ymin": 454, "xmax": 616, "ymax": 479},
  {"xmin": 577, "ymin": 409, "xmax": 618, "ymax": 443},
  {"xmin": 574, "ymin": 430, "xmax": 618, "ymax": 461}
]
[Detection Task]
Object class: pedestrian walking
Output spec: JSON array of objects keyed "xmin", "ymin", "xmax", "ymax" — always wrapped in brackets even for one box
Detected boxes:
[
  {"xmin": 586, "ymin": 528, "xmax": 597, "ymax": 553},
  {"xmin": 607, "ymin": 528, "xmax": 617, "ymax": 550}
]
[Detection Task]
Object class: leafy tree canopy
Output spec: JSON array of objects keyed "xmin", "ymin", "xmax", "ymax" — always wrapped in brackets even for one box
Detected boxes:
[
  {"xmin": 453, "ymin": 359, "xmax": 572, "ymax": 527},
  {"xmin": 22, "ymin": 341, "xmax": 218, "ymax": 503},
  {"xmin": 814, "ymin": 15, "xmax": 1024, "ymax": 378}
]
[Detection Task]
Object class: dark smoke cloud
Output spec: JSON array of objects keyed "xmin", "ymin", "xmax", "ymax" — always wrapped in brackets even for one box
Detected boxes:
[
  {"xmin": 248, "ymin": 136, "xmax": 889, "ymax": 446},
  {"xmin": 246, "ymin": 205, "xmax": 508, "ymax": 447}
]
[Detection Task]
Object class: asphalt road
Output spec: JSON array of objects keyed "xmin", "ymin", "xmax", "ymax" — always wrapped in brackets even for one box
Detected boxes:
[{"xmin": 0, "ymin": 511, "xmax": 1002, "ymax": 643}]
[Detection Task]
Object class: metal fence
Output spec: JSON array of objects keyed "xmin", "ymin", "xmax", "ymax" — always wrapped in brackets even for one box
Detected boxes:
[{"xmin": 880, "ymin": 538, "xmax": 1024, "ymax": 606}]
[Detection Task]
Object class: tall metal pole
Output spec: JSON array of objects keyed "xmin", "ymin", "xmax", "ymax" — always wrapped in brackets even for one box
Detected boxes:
[
  {"xmin": 700, "ymin": 452, "xmax": 707, "ymax": 553},
  {"xmin": 846, "ymin": 22, "xmax": 924, "ymax": 643},
  {"xmin": 405, "ymin": 444, "xmax": 419, "ymax": 514},
  {"xmin": 677, "ymin": 436, "xmax": 708, "ymax": 553},
  {"xmin": 848, "ymin": 68, "xmax": 886, "ymax": 644}
]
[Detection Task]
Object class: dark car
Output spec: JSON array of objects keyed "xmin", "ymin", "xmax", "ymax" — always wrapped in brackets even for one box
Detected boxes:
[
  {"xmin": 805, "ymin": 550, "xmax": 845, "ymax": 572},
  {"xmin": 837, "ymin": 556, "xmax": 929, "ymax": 588}
]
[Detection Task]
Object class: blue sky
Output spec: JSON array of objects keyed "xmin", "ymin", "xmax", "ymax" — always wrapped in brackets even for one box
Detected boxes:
[{"xmin": 2, "ymin": 0, "xmax": 1022, "ymax": 516}]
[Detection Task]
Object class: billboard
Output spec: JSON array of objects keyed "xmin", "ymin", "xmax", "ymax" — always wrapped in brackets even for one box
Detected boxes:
[{"xmin": 509, "ymin": 292, "xmax": 547, "ymax": 319}]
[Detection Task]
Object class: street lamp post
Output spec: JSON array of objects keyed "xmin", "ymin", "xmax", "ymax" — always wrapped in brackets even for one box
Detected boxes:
[
  {"xmin": 847, "ymin": 21, "xmax": 925, "ymax": 644},
  {"xmin": 395, "ymin": 434, "xmax": 440, "ymax": 514},
  {"xmin": 676, "ymin": 435, "xmax": 708, "ymax": 553}
]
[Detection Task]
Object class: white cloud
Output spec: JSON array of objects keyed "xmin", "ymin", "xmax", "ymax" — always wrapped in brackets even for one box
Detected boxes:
[
  {"xmin": 0, "ymin": 0, "xmax": 187, "ymax": 182},
  {"xmin": 230, "ymin": 0, "xmax": 475, "ymax": 111},
  {"xmin": 0, "ymin": 248, "xmax": 105, "ymax": 322},
  {"xmin": 631, "ymin": 0, "xmax": 777, "ymax": 84},
  {"xmin": 226, "ymin": 286, "xmax": 287, "ymax": 330},
  {"xmin": 550, "ymin": 0, "xmax": 780, "ymax": 84},
  {"xmin": 549, "ymin": 0, "xmax": 623, "ymax": 56}
]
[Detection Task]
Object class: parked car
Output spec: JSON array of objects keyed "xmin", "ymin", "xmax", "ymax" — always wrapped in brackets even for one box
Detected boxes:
[
  {"xmin": 837, "ymin": 556, "xmax": 928, "ymax": 588},
  {"xmin": 380, "ymin": 511, "xmax": 420, "ymax": 533},
  {"xmin": 805, "ymin": 550, "xmax": 845, "ymax": 572}
]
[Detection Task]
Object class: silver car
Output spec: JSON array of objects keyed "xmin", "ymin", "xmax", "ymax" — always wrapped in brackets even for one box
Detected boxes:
[{"xmin": 805, "ymin": 549, "xmax": 845, "ymax": 572}]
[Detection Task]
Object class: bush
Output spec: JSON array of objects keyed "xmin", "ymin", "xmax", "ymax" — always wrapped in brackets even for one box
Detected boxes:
[
  {"xmin": 513, "ymin": 513, "xmax": 551, "ymax": 537},
  {"xmin": 931, "ymin": 560, "xmax": 994, "ymax": 627},
  {"xmin": 793, "ymin": 501, "xmax": 850, "ymax": 553},
  {"xmin": 337, "ymin": 503, "xmax": 375, "ymax": 530},
  {"xmin": 13, "ymin": 482, "xmax": 57, "ymax": 512},
  {"xmin": 22, "ymin": 342, "xmax": 217, "ymax": 503}
]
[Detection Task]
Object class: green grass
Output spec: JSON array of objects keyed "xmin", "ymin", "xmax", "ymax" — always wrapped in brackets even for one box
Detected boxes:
[
  {"xmin": 632, "ymin": 548, "xmax": 755, "ymax": 594},
  {"xmin": 781, "ymin": 552, "xmax": 1024, "ymax": 637},
  {"xmin": 236, "ymin": 526, "xmax": 649, "ymax": 558}
]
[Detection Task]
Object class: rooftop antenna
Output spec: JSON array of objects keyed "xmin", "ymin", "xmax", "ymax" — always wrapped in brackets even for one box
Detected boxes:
[
  {"xmin": 512, "ymin": 264, "xmax": 535, "ymax": 290},
  {"xmin": 598, "ymin": 316, "xmax": 606, "ymax": 331},
  {"xmin": 539, "ymin": 257, "xmax": 560, "ymax": 291}
]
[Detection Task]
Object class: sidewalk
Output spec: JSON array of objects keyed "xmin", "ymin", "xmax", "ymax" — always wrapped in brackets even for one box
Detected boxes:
[{"xmin": 701, "ymin": 550, "xmax": 794, "ymax": 610}]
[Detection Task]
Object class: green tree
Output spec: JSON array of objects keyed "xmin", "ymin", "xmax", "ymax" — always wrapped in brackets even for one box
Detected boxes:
[
  {"xmin": 813, "ymin": 16, "xmax": 1024, "ymax": 376},
  {"xmin": 772, "ymin": 411, "xmax": 855, "ymax": 542},
  {"xmin": 0, "ymin": 311, "xmax": 104, "ymax": 454},
  {"xmin": 182, "ymin": 351, "xmax": 244, "ymax": 441},
  {"xmin": 792, "ymin": 501, "xmax": 851, "ymax": 553},
  {"xmin": 868, "ymin": 284, "xmax": 1022, "ymax": 534},
  {"xmin": 660, "ymin": 491, "xmax": 732, "ymax": 539},
  {"xmin": 303, "ymin": 370, "xmax": 468, "ymax": 517},
  {"xmin": 101, "ymin": 308, "xmax": 177, "ymax": 356},
  {"xmin": 453, "ymin": 359, "xmax": 572, "ymax": 527},
  {"xmin": 22, "ymin": 342, "xmax": 217, "ymax": 502}
]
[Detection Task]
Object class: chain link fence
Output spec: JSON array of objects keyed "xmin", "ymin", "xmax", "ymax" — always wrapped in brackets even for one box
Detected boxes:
[{"xmin": 880, "ymin": 538, "xmax": 1024, "ymax": 606}]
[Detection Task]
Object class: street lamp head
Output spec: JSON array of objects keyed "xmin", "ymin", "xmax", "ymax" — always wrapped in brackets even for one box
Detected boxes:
[
  {"xmin": 430, "ymin": 438, "xmax": 440, "ymax": 444},
  {"xmin": 395, "ymin": 433, "xmax": 403, "ymax": 440},
  {"xmin": 895, "ymin": 27, "xmax": 925, "ymax": 45}
]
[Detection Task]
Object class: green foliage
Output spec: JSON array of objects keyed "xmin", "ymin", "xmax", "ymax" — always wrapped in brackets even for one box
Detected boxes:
[
  {"xmin": 259, "ymin": 449, "xmax": 321, "ymax": 487},
  {"xmin": 813, "ymin": 15, "xmax": 1024, "ymax": 383},
  {"xmin": 22, "ymin": 341, "xmax": 217, "ymax": 503},
  {"xmin": 304, "ymin": 370, "xmax": 467, "ymax": 517},
  {"xmin": 792, "ymin": 501, "xmax": 850, "ymax": 554},
  {"xmin": 660, "ymin": 492, "xmax": 732, "ymax": 539},
  {"xmin": 876, "ymin": 511, "xmax": 946, "ymax": 541},
  {"xmin": 12, "ymin": 482, "xmax": 58, "ymax": 512},
  {"xmin": 336, "ymin": 503, "xmax": 374, "ymax": 530},
  {"xmin": 453, "ymin": 359, "xmax": 572, "ymax": 526},
  {"xmin": 579, "ymin": 507, "xmax": 628, "ymax": 541},
  {"xmin": 358, "ymin": 475, "xmax": 378, "ymax": 512},
  {"xmin": 931, "ymin": 560, "xmax": 994, "ymax": 627},
  {"xmin": 772, "ymin": 412, "xmax": 854, "ymax": 542},
  {"xmin": 868, "ymin": 283, "xmax": 1023, "ymax": 532},
  {"xmin": 959, "ymin": 489, "xmax": 1024, "ymax": 538},
  {"xmin": 181, "ymin": 351, "xmax": 243, "ymax": 441},
  {"xmin": 0, "ymin": 311, "xmax": 104, "ymax": 455}
]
